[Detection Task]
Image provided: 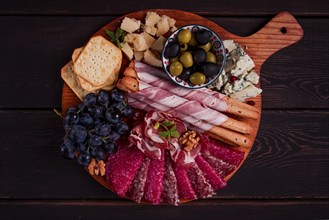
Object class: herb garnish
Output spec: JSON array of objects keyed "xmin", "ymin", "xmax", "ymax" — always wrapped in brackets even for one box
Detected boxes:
[
  {"xmin": 154, "ymin": 120, "xmax": 180, "ymax": 139},
  {"xmin": 105, "ymin": 28, "xmax": 127, "ymax": 48}
]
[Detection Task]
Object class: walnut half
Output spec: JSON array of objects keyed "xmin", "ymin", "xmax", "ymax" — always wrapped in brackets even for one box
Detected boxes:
[
  {"xmin": 88, "ymin": 159, "xmax": 106, "ymax": 176},
  {"xmin": 179, "ymin": 130, "xmax": 200, "ymax": 152}
]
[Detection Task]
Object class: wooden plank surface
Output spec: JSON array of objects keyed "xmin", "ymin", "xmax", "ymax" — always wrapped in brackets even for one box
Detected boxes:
[
  {"xmin": 0, "ymin": 0, "xmax": 328, "ymax": 16},
  {"xmin": 0, "ymin": 200, "xmax": 328, "ymax": 220},
  {"xmin": 0, "ymin": 17, "xmax": 328, "ymax": 109},
  {"xmin": 0, "ymin": 110, "xmax": 328, "ymax": 199}
]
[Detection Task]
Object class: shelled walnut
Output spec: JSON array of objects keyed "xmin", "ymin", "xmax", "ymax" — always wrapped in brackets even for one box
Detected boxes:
[
  {"xmin": 179, "ymin": 130, "xmax": 200, "ymax": 152},
  {"xmin": 88, "ymin": 159, "xmax": 106, "ymax": 176}
]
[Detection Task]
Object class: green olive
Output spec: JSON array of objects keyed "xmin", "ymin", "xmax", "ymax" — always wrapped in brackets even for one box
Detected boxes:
[
  {"xmin": 178, "ymin": 29, "xmax": 192, "ymax": 44},
  {"xmin": 170, "ymin": 56, "xmax": 179, "ymax": 63},
  {"xmin": 180, "ymin": 43, "xmax": 188, "ymax": 52},
  {"xmin": 189, "ymin": 72, "xmax": 206, "ymax": 85},
  {"xmin": 188, "ymin": 33, "xmax": 198, "ymax": 46},
  {"xmin": 206, "ymin": 51, "xmax": 217, "ymax": 63},
  {"xmin": 169, "ymin": 61, "xmax": 183, "ymax": 76},
  {"xmin": 179, "ymin": 52, "xmax": 193, "ymax": 68},
  {"xmin": 198, "ymin": 42, "xmax": 212, "ymax": 52}
]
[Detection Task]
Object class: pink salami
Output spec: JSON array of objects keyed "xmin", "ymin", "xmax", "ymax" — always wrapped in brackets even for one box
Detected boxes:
[
  {"xmin": 187, "ymin": 163, "xmax": 215, "ymax": 198},
  {"xmin": 172, "ymin": 163, "xmax": 197, "ymax": 200},
  {"xmin": 126, "ymin": 157, "xmax": 151, "ymax": 203},
  {"xmin": 202, "ymin": 154, "xmax": 236, "ymax": 178},
  {"xmin": 195, "ymin": 155, "xmax": 226, "ymax": 190},
  {"xmin": 161, "ymin": 153, "xmax": 180, "ymax": 205},
  {"xmin": 106, "ymin": 146, "xmax": 144, "ymax": 197},
  {"xmin": 143, "ymin": 152, "xmax": 165, "ymax": 204}
]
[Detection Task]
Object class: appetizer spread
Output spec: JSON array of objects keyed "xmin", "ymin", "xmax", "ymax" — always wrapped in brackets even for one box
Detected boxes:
[{"xmin": 60, "ymin": 11, "xmax": 262, "ymax": 205}]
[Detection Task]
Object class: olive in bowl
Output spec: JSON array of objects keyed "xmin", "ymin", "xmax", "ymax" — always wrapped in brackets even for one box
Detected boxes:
[{"xmin": 162, "ymin": 25, "xmax": 226, "ymax": 89}]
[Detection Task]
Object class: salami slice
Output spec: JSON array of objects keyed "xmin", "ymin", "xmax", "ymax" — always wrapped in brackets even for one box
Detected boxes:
[
  {"xmin": 187, "ymin": 163, "xmax": 215, "ymax": 198},
  {"xmin": 143, "ymin": 152, "xmax": 165, "ymax": 204},
  {"xmin": 161, "ymin": 153, "xmax": 180, "ymax": 205},
  {"xmin": 106, "ymin": 146, "xmax": 145, "ymax": 197},
  {"xmin": 126, "ymin": 157, "xmax": 151, "ymax": 203},
  {"xmin": 172, "ymin": 163, "xmax": 197, "ymax": 200},
  {"xmin": 195, "ymin": 155, "xmax": 227, "ymax": 190},
  {"xmin": 202, "ymin": 154, "xmax": 237, "ymax": 178}
]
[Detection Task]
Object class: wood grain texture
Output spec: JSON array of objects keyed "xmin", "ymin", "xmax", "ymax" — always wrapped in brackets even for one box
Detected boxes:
[
  {"xmin": 0, "ymin": 0, "xmax": 328, "ymax": 16},
  {"xmin": 0, "ymin": 200, "xmax": 328, "ymax": 220},
  {"xmin": 0, "ymin": 16, "xmax": 327, "ymax": 109},
  {"xmin": 0, "ymin": 110, "xmax": 328, "ymax": 199}
]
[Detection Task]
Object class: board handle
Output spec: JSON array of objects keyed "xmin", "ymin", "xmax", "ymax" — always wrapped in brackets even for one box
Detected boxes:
[{"xmin": 239, "ymin": 11, "xmax": 304, "ymax": 65}]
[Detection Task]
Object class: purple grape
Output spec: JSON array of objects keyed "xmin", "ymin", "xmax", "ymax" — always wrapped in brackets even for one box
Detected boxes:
[
  {"xmin": 94, "ymin": 123, "xmax": 111, "ymax": 137},
  {"xmin": 89, "ymin": 134, "xmax": 103, "ymax": 147},
  {"xmin": 98, "ymin": 90, "xmax": 110, "ymax": 106},
  {"xmin": 115, "ymin": 122, "xmax": 129, "ymax": 134},
  {"xmin": 77, "ymin": 152, "xmax": 91, "ymax": 167},
  {"xmin": 70, "ymin": 125, "xmax": 88, "ymax": 143},
  {"xmin": 83, "ymin": 93, "xmax": 97, "ymax": 106},
  {"xmin": 91, "ymin": 147, "xmax": 106, "ymax": 160},
  {"xmin": 105, "ymin": 110, "xmax": 121, "ymax": 124}
]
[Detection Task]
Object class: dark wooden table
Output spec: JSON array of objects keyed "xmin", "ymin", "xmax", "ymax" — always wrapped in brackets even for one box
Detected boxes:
[{"xmin": 0, "ymin": 1, "xmax": 328, "ymax": 219}]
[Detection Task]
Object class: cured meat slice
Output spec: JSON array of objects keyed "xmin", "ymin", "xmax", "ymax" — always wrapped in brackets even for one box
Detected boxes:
[
  {"xmin": 106, "ymin": 146, "xmax": 144, "ymax": 197},
  {"xmin": 144, "ymin": 153, "xmax": 165, "ymax": 204},
  {"xmin": 161, "ymin": 153, "xmax": 179, "ymax": 205},
  {"xmin": 200, "ymin": 135, "xmax": 244, "ymax": 167},
  {"xmin": 202, "ymin": 154, "xmax": 237, "ymax": 178},
  {"xmin": 187, "ymin": 163, "xmax": 215, "ymax": 198},
  {"xmin": 195, "ymin": 155, "xmax": 227, "ymax": 190},
  {"xmin": 172, "ymin": 163, "xmax": 197, "ymax": 200},
  {"xmin": 126, "ymin": 157, "xmax": 151, "ymax": 203}
]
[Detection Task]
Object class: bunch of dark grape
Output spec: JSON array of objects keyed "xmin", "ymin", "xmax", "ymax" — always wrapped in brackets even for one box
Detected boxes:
[{"xmin": 59, "ymin": 89, "xmax": 134, "ymax": 167}]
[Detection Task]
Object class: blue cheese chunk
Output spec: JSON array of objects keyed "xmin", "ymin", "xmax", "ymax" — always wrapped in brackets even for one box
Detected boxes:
[
  {"xmin": 230, "ymin": 85, "xmax": 262, "ymax": 101},
  {"xmin": 230, "ymin": 54, "xmax": 255, "ymax": 77},
  {"xmin": 245, "ymin": 70, "xmax": 259, "ymax": 84}
]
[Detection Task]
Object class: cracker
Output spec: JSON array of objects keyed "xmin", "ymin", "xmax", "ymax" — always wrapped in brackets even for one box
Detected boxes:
[
  {"xmin": 61, "ymin": 61, "xmax": 89, "ymax": 100},
  {"xmin": 72, "ymin": 47, "xmax": 84, "ymax": 63},
  {"xmin": 74, "ymin": 35, "xmax": 122, "ymax": 87}
]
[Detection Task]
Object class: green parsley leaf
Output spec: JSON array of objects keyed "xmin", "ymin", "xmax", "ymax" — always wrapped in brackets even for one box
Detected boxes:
[
  {"xmin": 162, "ymin": 120, "xmax": 175, "ymax": 127},
  {"xmin": 105, "ymin": 28, "xmax": 127, "ymax": 48},
  {"xmin": 159, "ymin": 131, "xmax": 169, "ymax": 138},
  {"xmin": 169, "ymin": 124, "xmax": 177, "ymax": 132},
  {"xmin": 170, "ymin": 130, "xmax": 179, "ymax": 138}
]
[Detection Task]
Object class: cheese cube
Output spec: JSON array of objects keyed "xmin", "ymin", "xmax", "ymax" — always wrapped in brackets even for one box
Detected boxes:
[
  {"xmin": 151, "ymin": 36, "xmax": 166, "ymax": 52},
  {"xmin": 134, "ymin": 51, "xmax": 144, "ymax": 61},
  {"xmin": 142, "ymin": 32, "xmax": 156, "ymax": 49},
  {"xmin": 124, "ymin": 33, "xmax": 148, "ymax": 51},
  {"xmin": 145, "ymin": 12, "xmax": 161, "ymax": 27},
  {"xmin": 156, "ymin": 17, "xmax": 170, "ymax": 37},
  {"xmin": 144, "ymin": 25, "xmax": 157, "ymax": 36},
  {"xmin": 144, "ymin": 50, "xmax": 162, "ymax": 67},
  {"xmin": 230, "ymin": 54, "xmax": 255, "ymax": 77},
  {"xmin": 120, "ymin": 42, "xmax": 133, "ymax": 60},
  {"xmin": 120, "ymin": 17, "xmax": 141, "ymax": 33}
]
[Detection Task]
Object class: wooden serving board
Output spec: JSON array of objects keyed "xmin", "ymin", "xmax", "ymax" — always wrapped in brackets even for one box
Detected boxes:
[{"xmin": 61, "ymin": 10, "xmax": 303, "ymax": 199}]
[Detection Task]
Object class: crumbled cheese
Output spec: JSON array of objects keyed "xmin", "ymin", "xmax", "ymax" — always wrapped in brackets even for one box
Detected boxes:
[
  {"xmin": 151, "ymin": 36, "xmax": 166, "ymax": 52},
  {"xmin": 161, "ymin": 15, "xmax": 176, "ymax": 27},
  {"xmin": 232, "ymin": 78, "xmax": 252, "ymax": 92},
  {"xmin": 144, "ymin": 25, "xmax": 157, "ymax": 36},
  {"xmin": 156, "ymin": 17, "xmax": 170, "ymax": 37},
  {"xmin": 145, "ymin": 12, "xmax": 161, "ymax": 27},
  {"xmin": 142, "ymin": 32, "xmax": 156, "ymax": 49},
  {"xmin": 121, "ymin": 42, "xmax": 134, "ymax": 60},
  {"xmin": 134, "ymin": 51, "xmax": 144, "ymax": 61},
  {"xmin": 120, "ymin": 17, "xmax": 141, "ymax": 33},
  {"xmin": 230, "ymin": 84, "xmax": 262, "ymax": 101},
  {"xmin": 144, "ymin": 50, "xmax": 162, "ymax": 67},
  {"xmin": 245, "ymin": 70, "xmax": 259, "ymax": 84}
]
